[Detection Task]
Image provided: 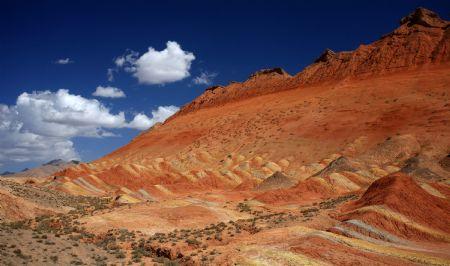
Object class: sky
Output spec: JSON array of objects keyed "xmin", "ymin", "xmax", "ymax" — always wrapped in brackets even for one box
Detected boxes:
[{"xmin": 1, "ymin": 0, "xmax": 449, "ymax": 172}]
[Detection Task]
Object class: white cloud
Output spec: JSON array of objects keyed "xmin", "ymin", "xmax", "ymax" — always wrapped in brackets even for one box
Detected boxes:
[
  {"xmin": 115, "ymin": 41, "xmax": 195, "ymax": 85},
  {"xmin": 0, "ymin": 104, "xmax": 79, "ymax": 164},
  {"xmin": 127, "ymin": 113, "xmax": 153, "ymax": 130},
  {"xmin": 92, "ymin": 86, "xmax": 126, "ymax": 98},
  {"xmin": 127, "ymin": 105, "xmax": 179, "ymax": 130},
  {"xmin": 15, "ymin": 89, "xmax": 126, "ymax": 138},
  {"xmin": 193, "ymin": 72, "xmax": 217, "ymax": 85},
  {"xmin": 107, "ymin": 68, "xmax": 115, "ymax": 82},
  {"xmin": 0, "ymin": 90, "xmax": 178, "ymax": 166},
  {"xmin": 107, "ymin": 50, "xmax": 139, "ymax": 82},
  {"xmin": 115, "ymin": 50, "xmax": 138, "ymax": 68},
  {"xmin": 150, "ymin": 105, "xmax": 179, "ymax": 123},
  {"xmin": 55, "ymin": 58, "xmax": 73, "ymax": 65}
]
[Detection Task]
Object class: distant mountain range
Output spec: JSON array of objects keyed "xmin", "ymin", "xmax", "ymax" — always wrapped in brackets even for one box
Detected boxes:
[{"xmin": 1, "ymin": 159, "xmax": 80, "ymax": 178}]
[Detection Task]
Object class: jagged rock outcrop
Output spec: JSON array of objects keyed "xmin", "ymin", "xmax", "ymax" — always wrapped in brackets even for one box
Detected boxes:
[
  {"xmin": 314, "ymin": 49, "xmax": 336, "ymax": 63},
  {"xmin": 400, "ymin": 7, "xmax": 448, "ymax": 28},
  {"xmin": 248, "ymin": 68, "xmax": 290, "ymax": 79}
]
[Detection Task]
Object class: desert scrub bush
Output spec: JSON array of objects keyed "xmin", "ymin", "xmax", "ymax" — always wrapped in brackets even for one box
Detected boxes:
[
  {"xmin": 117, "ymin": 228, "xmax": 134, "ymax": 241},
  {"xmin": 163, "ymin": 259, "xmax": 180, "ymax": 266},
  {"xmin": 97, "ymin": 233, "xmax": 117, "ymax": 250},
  {"xmin": 319, "ymin": 194, "xmax": 357, "ymax": 209},
  {"xmin": 69, "ymin": 234, "xmax": 83, "ymax": 241},
  {"xmin": 107, "ymin": 242, "xmax": 120, "ymax": 251},
  {"xmin": 300, "ymin": 207, "xmax": 319, "ymax": 217},
  {"xmin": 13, "ymin": 249, "xmax": 31, "ymax": 260},
  {"xmin": 81, "ymin": 231, "xmax": 95, "ymax": 239},
  {"xmin": 214, "ymin": 233, "xmax": 222, "ymax": 241},
  {"xmin": 131, "ymin": 240, "xmax": 151, "ymax": 262},
  {"xmin": 6, "ymin": 220, "xmax": 28, "ymax": 230},
  {"xmin": 115, "ymin": 251, "xmax": 126, "ymax": 259},
  {"xmin": 93, "ymin": 254, "xmax": 108, "ymax": 265},
  {"xmin": 70, "ymin": 259, "xmax": 83, "ymax": 265},
  {"xmin": 237, "ymin": 202, "xmax": 251, "ymax": 212},
  {"xmin": 185, "ymin": 238, "xmax": 201, "ymax": 246},
  {"xmin": 45, "ymin": 240, "xmax": 56, "ymax": 245}
]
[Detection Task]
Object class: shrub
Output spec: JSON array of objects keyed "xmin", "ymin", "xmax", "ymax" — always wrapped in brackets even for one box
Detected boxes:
[
  {"xmin": 50, "ymin": 256, "xmax": 58, "ymax": 263},
  {"xmin": 185, "ymin": 238, "xmax": 201, "ymax": 246},
  {"xmin": 237, "ymin": 202, "xmax": 251, "ymax": 212},
  {"xmin": 115, "ymin": 251, "xmax": 126, "ymax": 259}
]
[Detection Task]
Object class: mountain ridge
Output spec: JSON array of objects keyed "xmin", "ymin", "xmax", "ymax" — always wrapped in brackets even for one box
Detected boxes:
[
  {"xmin": 171, "ymin": 7, "xmax": 449, "ymax": 118},
  {"xmin": 2, "ymin": 159, "xmax": 80, "ymax": 178}
]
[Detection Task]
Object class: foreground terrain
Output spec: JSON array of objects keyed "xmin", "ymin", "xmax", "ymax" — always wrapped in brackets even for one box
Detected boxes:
[{"xmin": 1, "ymin": 8, "xmax": 449, "ymax": 265}]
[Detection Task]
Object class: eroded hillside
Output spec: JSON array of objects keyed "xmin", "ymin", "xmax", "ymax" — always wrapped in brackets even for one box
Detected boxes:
[{"xmin": 53, "ymin": 8, "xmax": 450, "ymax": 203}]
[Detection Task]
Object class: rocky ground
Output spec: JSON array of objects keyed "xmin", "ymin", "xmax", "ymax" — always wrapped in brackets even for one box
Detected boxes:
[
  {"xmin": 1, "ymin": 172, "xmax": 449, "ymax": 265},
  {"xmin": 0, "ymin": 181, "xmax": 361, "ymax": 265}
]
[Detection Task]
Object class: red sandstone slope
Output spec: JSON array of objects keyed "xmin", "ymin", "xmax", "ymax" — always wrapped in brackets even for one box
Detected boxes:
[
  {"xmin": 174, "ymin": 7, "xmax": 450, "ymax": 116},
  {"xmin": 336, "ymin": 173, "xmax": 450, "ymax": 242},
  {"xmin": 295, "ymin": 8, "xmax": 450, "ymax": 84},
  {"xmin": 54, "ymin": 8, "xmax": 450, "ymax": 199}
]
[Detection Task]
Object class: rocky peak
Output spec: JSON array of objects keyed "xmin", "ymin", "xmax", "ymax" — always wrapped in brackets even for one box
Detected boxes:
[
  {"xmin": 295, "ymin": 8, "xmax": 450, "ymax": 84},
  {"xmin": 44, "ymin": 159, "xmax": 65, "ymax": 166},
  {"xmin": 314, "ymin": 49, "xmax": 336, "ymax": 63},
  {"xmin": 205, "ymin": 85, "xmax": 224, "ymax": 92},
  {"xmin": 249, "ymin": 68, "xmax": 289, "ymax": 79},
  {"xmin": 400, "ymin": 7, "xmax": 448, "ymax": 28}
]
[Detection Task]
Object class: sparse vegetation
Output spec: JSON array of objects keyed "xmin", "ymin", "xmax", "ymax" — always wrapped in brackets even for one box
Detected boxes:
[{"xmin": 237, "ymin": 202, "xmax": 251, "ymax": 212}]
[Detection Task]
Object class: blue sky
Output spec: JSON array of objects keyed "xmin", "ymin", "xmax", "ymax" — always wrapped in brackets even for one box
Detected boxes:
[{"xmin": 1, "ymin": 0, "xmax": 449, "ymax": 172}]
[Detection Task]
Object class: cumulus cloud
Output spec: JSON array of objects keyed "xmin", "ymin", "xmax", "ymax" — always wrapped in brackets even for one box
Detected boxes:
[
  {"xmin": 114, "ymin": 41, "xmax": 195, "ymax": 85},
  {"xmin": 127, "ymin": 113, "xmax": 152, "ymax": 130},
  {"xmin": 15, "ymin": 89, "xmax": 126, "ymax": 138},
  {"xmin": 0, "ymin": 90, "xmax": 178, "ymax": 166},
  {"xmin": 150, "ymin": 105, "xmax": 180, "ymax": 123},
  {"xmin": 128, "ymin": 105, "xmax": 179, "ymax": 130},
  {"xmin": 193, "ymin": 72, "xmax": 217, "ymax": 85},
  {"xmin": 92, "ymin": 86, "xmax": 126, "ymax": 98},
  {"xmin": 55, "ymin": 58, "xmax": 73, "ymax": 65},
  {"xmin": 0, "ymin": 104, "xmax": 79, "ymax": 164}
]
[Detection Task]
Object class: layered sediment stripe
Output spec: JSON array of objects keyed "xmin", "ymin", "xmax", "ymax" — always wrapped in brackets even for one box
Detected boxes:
[
  {"xmin": 306, "ymin": 230, "xmax": 450, "ymax": 265},
  {"xmin": 347, "ymin": 205, "xmax": 450, "ymax": 242},
  {"xmin": 73, "ymin": 177, "xmax": 105, "ymax": 195},
  {"xmin": 237, "ymin": 245, "xmax": 329, "ymax": 266},
  {"xmin": 60, "ymin": 181, "xmax": 93, "ymax": 196},
  {"xmin": 154, "ymin": 184, "xmax": 174, "ymax": 195},
  {"xmin": 332, "ymin": 219, "xmax": 407, "ymax": 244}
]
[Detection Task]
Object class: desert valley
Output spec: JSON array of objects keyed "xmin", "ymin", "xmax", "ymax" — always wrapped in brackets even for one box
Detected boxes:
[{"xmin": 1, "ymin": 7, "xmax": 450, "ymax": 266}]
